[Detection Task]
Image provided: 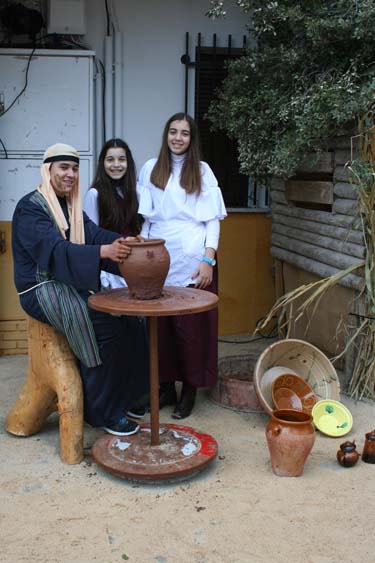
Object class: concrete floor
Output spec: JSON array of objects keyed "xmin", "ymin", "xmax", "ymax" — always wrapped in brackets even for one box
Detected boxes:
[{"xmin": 1, "ymin": 338, "xmax": 375, "ymax": 563}]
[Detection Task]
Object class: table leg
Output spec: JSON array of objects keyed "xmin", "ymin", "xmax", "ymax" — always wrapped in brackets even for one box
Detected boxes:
[{"xmin": 148, "ymin": 316, "xmax": 160, "ymax": 446}]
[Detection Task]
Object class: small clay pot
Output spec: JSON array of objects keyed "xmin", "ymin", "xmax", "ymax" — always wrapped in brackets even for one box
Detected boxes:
[
  {"xmin": 337, "ymin": 441, "xmax": 360, "ymax": 468},
  {"xmin": 362, "ymin": 430, "xmax": 375, "ymax": 464},
  {"xmin": 265, "ymin": 409, "xmax": 316, "ymax": 477},
  {"xmin": 119, "ymin": 238, "xmax": 170, "ymax": 300}
]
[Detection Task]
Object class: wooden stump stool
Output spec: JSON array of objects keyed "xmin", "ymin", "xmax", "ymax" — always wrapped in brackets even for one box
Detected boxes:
[{"xmin": 5, "ymin": 316, "xmax": 84, "ymax": 464}]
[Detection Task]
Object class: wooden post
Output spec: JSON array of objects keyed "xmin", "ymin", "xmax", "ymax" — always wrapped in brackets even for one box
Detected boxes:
[{"xmin": 148, "ymin": 316, "xmax": 160, "ymax": 446}]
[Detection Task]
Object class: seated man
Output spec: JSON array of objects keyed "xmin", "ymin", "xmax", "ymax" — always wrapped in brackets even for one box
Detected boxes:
[{"xmin": 12, "ymin": 143, "xmax": 149, "ymax": 436}]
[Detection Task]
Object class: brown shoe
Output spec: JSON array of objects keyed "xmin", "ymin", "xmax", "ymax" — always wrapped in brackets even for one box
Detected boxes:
[{"xmin": 172, "ymin": 383, "xmax": 196, "ymax": 419}]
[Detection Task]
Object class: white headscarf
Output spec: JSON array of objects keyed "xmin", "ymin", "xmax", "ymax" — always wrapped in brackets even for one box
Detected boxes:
[{"xmin": 37, "ymin": 143, "xmax": 85, "ymax": 244}]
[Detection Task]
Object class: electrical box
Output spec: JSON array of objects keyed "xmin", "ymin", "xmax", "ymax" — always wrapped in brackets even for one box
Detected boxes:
[{"xmin": 47, "ymin": 0, "xmax": 86, "ymax": 35}]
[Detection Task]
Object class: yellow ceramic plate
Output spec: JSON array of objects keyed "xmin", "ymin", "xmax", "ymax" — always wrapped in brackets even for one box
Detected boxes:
[{"xmin": 312, "ymin": 399, "xmax": 353, "ymax": 437}]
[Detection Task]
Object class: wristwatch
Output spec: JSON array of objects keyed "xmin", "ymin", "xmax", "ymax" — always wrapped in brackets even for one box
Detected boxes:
[{"xmin": 201, "ymin": 256, "xmax": 216, "ymax": 266}]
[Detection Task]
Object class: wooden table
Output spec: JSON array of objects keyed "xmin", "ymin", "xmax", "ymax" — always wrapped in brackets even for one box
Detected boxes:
[{"xmin": 88, "ymin": 286, "xmax": 219, "ymax": 482}]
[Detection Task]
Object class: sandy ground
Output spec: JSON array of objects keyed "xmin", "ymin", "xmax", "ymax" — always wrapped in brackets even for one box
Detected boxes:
[{"xmin": 1, "ymin": 351, "xmax": 375, "ymax": 563}]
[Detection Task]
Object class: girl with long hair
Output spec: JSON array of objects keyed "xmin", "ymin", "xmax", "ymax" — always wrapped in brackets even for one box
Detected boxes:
[
  {"xmin": 84, "ymin": 138, "xmax": 143, "ymax": 289},
  {"xmin": 83, "ymin": 138, "xmax": 148, "ymax": 423},
  {"xmin": 138, "ymin": 113, "xmax": 227, "ymax": 419}
]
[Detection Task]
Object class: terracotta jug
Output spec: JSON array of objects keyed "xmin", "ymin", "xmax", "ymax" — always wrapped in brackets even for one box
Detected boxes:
[
  {"xmin": 265, "ymin": 409, "xmax": 316, "ymax": 477},
  {"xmin": 119, "ymin": 238, "xmax": 170, "ymax": 300},
  {"xmin": 337, "ymin": 441, "xmax": 360, "ymax": 468},
  {"xmin": 362, "ymin": 429, "xmax": 375, "ymax": 464}
]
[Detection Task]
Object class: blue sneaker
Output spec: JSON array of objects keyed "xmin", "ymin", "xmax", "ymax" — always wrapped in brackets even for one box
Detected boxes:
[{"xmin": 103, "ymin": 417, "xmax": 140, "ymax": 436}]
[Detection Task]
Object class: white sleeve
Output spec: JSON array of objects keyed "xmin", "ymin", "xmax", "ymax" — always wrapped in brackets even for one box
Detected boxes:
[
  {"xmin": 137, "ymin": 159, "xmax": 157, "ymax": 219},
  {"xmin": 83, "ymin": 188, "xmax": 99, "ymax": 225},
  {"xmin": 196, "ymin": 162, "xmax": 227, "ymax": 222},
  {"xmin": 83, "ymin": 188, "xmax": 120, "ymax": 288},
  {"xmin": 205, "ymin": 218, "xmax": 220, "ymax": 251},
  {"xmin": 141, "ymin": 218, "xmax": 151, "ymax": 238},
  {"xmin": 137, "ymin": 164, "xmax": 152, "ymax": 238},
  {"xmin": 137, "ymin": 160, "xmax": 151, "ymax": 186}
]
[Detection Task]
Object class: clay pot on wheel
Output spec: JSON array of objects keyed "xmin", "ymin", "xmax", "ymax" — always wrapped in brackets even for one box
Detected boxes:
[
  {"xmin": 119, "ymin": 239, "xmax": 170, "ymax": 300},
  {"xmin": 265, "ymin": 409, "xmax": 316, "ymax": 477}
]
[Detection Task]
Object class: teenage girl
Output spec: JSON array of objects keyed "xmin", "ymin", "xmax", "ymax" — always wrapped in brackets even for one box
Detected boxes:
[
  {"xmin": 84, "ymin": 138, "xmax": 143, "ymax": 289},
  {"xmin": 137, "ymin": 113, "xmax": 227, "ymax": 418}
]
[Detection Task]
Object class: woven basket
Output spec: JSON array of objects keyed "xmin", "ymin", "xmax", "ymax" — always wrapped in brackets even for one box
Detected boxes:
[{"xmin": 254, "ymin": 339, "xmax": 340, "ymax": 414}]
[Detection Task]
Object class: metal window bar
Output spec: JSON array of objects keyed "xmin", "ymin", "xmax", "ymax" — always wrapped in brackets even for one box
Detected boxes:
[
  {"xmin": 182, "ymin": 32, "xmax": 268, "ymax": 211},
  {"xmin": 248, "ymin": 179, "xmax": 270, "ymax": 208}
]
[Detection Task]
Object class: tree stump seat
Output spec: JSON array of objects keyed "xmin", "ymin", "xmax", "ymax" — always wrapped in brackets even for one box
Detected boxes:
[{"xmin": 5, "ymin": 316, "xmax": 84, "ymax": 464}]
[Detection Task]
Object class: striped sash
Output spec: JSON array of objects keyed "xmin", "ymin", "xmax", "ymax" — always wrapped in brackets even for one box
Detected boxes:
[{"xmin": 30, "ymin": 191, "xmax": 102, "ymax": 367}]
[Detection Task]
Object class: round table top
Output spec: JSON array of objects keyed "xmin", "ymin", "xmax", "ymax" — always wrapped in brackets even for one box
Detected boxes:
[{"xmin": 88, "ymin": 286, "xmax": 218, "ymax": 317}]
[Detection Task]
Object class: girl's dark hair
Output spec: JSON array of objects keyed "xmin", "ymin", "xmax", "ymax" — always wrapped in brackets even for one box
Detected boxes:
[
  {"xmin": 150, "ymin": 113, "xmax": 202, "ymax": 195},
  {"xmin": 92, "ymin": 138, "xmax": 143, "ymax": 234}
]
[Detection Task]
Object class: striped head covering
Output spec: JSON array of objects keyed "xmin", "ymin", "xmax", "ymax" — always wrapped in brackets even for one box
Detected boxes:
[{"xmin": 37, "ymin": 143, "xmax": 85, "ymax": 244}]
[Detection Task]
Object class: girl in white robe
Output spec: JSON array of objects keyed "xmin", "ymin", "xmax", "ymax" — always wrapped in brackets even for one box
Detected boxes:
[{"xmin": 138, "ymin": 113, "xmax": 227, "ymax": 419}]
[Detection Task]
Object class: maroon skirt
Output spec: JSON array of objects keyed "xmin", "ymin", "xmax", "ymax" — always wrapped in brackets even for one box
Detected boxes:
[{"xmin": 157, "ymin": 266, "xmax": 218, "ymax": 388}]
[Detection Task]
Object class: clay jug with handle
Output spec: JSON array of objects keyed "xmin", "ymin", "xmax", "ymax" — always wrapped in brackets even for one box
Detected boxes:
[
  {"xmin": 119, "ymin": 238, "xmax": 170, "ymax": 300},
  {"xmin": 265, "ymin": 409, "xmax": 316, "ymax": 477},
  {"xmin": 337, "ymin": 441, "xmax": 360, "ymax": 467}
]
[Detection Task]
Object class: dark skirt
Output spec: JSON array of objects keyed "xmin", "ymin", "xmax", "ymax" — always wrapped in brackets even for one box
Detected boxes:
[{"xmin": 157, "ymin": 266, "xmax": 218, "ymax": 388}]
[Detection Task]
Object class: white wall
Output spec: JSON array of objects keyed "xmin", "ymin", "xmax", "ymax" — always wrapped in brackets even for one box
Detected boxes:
[{"xmin": 84, "ymin": 0, "xmax": 247, "ymax": 172}]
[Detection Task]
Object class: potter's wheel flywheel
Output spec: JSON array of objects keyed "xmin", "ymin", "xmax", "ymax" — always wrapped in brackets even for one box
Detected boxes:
[{"xmin": 92, "ymin": 424, "xmax": 218, "ymax": 483}]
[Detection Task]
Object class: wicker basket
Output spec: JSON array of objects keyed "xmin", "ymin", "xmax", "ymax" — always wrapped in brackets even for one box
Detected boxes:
[{"xmin": 254, "ymin": 339, "xmax": 340, "ymax": 414}]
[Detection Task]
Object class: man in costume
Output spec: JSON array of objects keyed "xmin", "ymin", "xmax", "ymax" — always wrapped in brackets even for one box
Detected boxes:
[{"xmin": 12, "ymin": 143, "xmax": 149, "ymax": 436}]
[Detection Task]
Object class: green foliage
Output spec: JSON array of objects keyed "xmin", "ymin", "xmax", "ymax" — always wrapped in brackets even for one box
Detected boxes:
[{"xmin": 207, "ymin": 1, "xmax": 375, "ymax": 182}]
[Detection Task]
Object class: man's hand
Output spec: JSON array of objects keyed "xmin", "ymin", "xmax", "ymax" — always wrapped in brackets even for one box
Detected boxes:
[
  {"xmin": 100, "ymin": 237, "xmax": 132, "ymax": 263},
  {"xmin": 123, "ymin": 234, "xmax": 146, "ymax": 242}
]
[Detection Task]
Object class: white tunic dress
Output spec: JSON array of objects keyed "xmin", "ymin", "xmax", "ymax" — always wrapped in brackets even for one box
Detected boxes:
[
  {"xmin": 83, "ymin": 187, "xmax": 127, "ymax": 289},
  {"xmin": 137, "ymin": 154, "xmax": 227, "ymax": 287}
]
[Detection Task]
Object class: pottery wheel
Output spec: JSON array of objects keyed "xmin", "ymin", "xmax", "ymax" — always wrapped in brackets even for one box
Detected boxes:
[
  {"xmin": 88, "ymin": 286, "xmax": 219, "ymax": 317},
  {"xmin": 92, "ymin": 424, "xmax": 218, "ymax": 483},
  {"xmin": 89, "ymin": 287, "xmax": 219, "ymax": 482}
]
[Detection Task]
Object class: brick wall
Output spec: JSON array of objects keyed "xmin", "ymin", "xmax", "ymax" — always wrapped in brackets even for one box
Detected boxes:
[{"xmin": 0, "ymin": 320, "xmax": 28, "ymax": 355}]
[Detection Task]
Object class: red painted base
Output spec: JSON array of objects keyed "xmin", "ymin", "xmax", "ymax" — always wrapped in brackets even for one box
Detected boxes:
[{"xmin": 92, "ymin": 424, "xmax": 218, "ymax": 483}]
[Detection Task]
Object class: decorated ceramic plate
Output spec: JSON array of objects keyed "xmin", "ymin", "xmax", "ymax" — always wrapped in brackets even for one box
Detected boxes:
[
  {"xmin": 312, "ymin": 399, "xmax": 353, "ymax": 437},
  {"xmin": 272, "ymin": 387, "xmax": 303, "ymax": 410},
  {"xmin": 272, "ymin": 373, "xmax": 317, "ymax": 414},
  {"xmin": 259, "ymin": 366, "xmax": 298, "ymax": 411}
]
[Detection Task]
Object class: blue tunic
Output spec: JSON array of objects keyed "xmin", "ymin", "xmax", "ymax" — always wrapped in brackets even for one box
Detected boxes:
[{"xmin": 12, "ymin": 191, "xmax": 149, "ymax": 427}]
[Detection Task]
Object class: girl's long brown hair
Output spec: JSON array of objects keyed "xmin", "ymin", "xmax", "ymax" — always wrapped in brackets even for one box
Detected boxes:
[
  {"xmin": 150, "ymin": 113, "xmax": 202, "ymax": 195},
  {"xmin": 92, "ymin": 138, "xmax": 143, "ymax": 235}
]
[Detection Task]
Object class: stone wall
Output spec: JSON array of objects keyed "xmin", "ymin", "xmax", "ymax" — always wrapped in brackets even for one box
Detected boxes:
[{"xmin": 0, "ymin": 320, "xmax": 28, "ymax": 356}]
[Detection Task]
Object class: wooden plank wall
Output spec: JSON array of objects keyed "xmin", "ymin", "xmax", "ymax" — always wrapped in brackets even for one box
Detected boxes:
[{"xmin": 270, "ymin": 135, "xmax": 364, "ymax": 290}]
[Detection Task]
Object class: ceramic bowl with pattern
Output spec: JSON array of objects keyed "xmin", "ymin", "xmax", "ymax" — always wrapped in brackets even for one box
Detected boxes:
[{"xmin": 272, "ymin": 373, "xmax": 317, "ymax": 414}]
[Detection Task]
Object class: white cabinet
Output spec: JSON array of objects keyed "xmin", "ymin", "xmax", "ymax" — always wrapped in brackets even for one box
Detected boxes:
[{"xmin": 0, "ymin": 49, "xmax": 95, "ymax": 220}]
